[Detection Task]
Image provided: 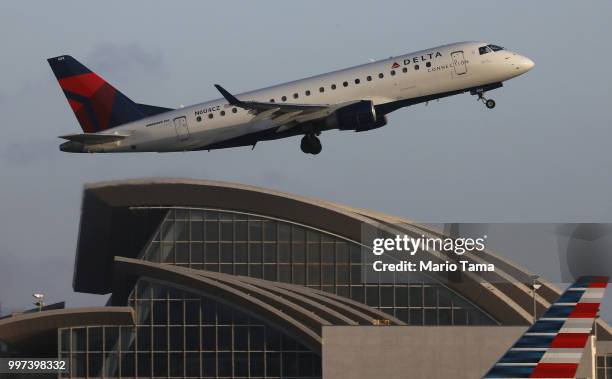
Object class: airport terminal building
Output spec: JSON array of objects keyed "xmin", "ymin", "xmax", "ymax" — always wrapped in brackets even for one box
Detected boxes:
[{"xmin": 1, "ymin": 179, "xmax": 611, "ymax": 378}]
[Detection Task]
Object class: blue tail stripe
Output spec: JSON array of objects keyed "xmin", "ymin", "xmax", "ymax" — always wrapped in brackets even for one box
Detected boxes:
[
  {"xmin": 556, "ymin": 290, "xmax": 585, "ymax": 303},
  {"xmin": 484, "ymin": 365, "xmax": 534, "ymax": 378},
  {"xmin": 541, "ymin": 305, "xmax": 574, "ymax": 318},
  {"xmin": 526, "ymin": 319, "xmax": 565, "ymax": 334},
  {"xmin": 499, "ymin": 350, "xmax": 545, "ymax": 364},
  {"xmin": 569, "ymin": 277, "xmax": 592, "ymax": 288},
  {"xmin": 513, "ymin": 335, "xmax": 554, "ymax": 349}
]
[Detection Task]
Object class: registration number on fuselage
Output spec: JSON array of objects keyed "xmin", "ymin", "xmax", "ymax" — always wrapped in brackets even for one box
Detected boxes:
[{"xmin": 195, "ymin": 105, "xmax": 221, "ymax": 116}]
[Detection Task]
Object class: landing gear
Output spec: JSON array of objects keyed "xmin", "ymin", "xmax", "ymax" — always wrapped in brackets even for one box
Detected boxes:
[
  {"xmin": 476, "ymin": 92, "xmax": 496, "ymax": 109},
  {"xmin": 300, "ymin": 134, "xmax": 322, "ymax": 155}
]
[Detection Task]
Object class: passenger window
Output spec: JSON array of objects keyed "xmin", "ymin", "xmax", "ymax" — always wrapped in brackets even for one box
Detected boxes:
[
  {"xmin": 270, "ymin": 99, "xmax": 275, "ymax": 103},
  {"xmin": 414, "ymin": 65, "xmax": 419, "ymax": 70},
  {"xmin": 426, "ymin": 62, "xmax": 431, "ymax": 68},
  {"xmin": 378, "ymin": 73, "xmax": 384, "ymax": 79},
  {"xmin": 282, "ymin": 96, "xmax": 287, "ymax": 101},
  {"xmin": 343, "ymin": 81, "xmax": 348, "ymax": 87},
  {"xmin": 293, "ymin": 93, "xmax": 298, "ymax": 99},
  {"xmin": 331, "ymin": 84, "xmax": 337, "ymax": 90},
  {"xmin": 305, "ymin": 90, "xmax": 311, "ymax": 96},
  {"xmin": 208, "ymin": 113, "xmax": 213, "ymax": 119},
  {"xmin": 355, "ymin": 79, "xmax": 360, "ymax": 84},
  {"xmin": 319, "ymin": 87, "xmax": 324, "ymax": 93},
  {"xmin": 220, "ymin": 110, "xmax": 226, "ymax": 116},
  {"xmin": 366, "ymin": 75, "xmax": 372, "ymax": 81},
  {"xmin": 232, "ymin": 108, "xmax": 237, "ymax": 113},
  {"xmin": 196, "ymin": 116, "xmax": 202, "ymax": 122},
  {"xmin": 402, "ymin": 67, "xmax": 407, "ymax": 73},
  {"xmin": 390, "ymin": 70, "xmax": 396, "ymax": 76}
]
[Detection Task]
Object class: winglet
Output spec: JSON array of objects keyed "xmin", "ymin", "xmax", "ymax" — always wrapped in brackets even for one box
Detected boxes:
[{"xmin": 214, "ymin": 84, "xmax": 243, "ymax": 106}]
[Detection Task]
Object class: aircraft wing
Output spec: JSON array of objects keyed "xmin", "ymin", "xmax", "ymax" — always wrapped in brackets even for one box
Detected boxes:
[
  {"xmin": 215, "ymin": 84, "xmax": 330, "ymax": 115},
  {"xmin": 59, "ymin": 133, "xmax": 128, "ymax": 144},
  {"xmin": 483, "ymin": 276, "xmax": 608, "ymax": 378},
  {"xmin": 215, "ymin": 84, "xmax": 366, "ymax": 132}
]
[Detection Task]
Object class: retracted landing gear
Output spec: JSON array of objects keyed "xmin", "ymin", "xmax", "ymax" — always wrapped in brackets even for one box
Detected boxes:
[
  {"xmin": 476, "ymin": 92, "xmax": 496, "ymax": 109},
  {"xmin": 300, "ymin": 133, "xmax": 322, "ymax": 155}
]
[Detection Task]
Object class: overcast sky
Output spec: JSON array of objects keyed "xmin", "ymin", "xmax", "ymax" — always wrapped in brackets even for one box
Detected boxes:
[{"xmin": 1, "ymin": 1, "xmax": 611, "ymax": 321}]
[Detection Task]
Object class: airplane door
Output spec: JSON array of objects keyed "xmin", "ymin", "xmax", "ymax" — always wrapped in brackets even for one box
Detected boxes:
[
  {"xmin": 451, "ymin": 51, "xmax": 467, "ymax": 75},
  {"xmin": 173, "ymin": 117, "xmax": 190, "ymax": 141}
]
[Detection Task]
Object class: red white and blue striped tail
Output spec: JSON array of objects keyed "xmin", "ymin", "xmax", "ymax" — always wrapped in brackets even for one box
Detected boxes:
[{"xmin": 483, "ymin": 276, "xmax": 608, "ymax": 379}]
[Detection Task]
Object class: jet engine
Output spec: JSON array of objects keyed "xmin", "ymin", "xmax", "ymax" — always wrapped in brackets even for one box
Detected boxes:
[{"xmin": 327, "ymin": 100, "xmax": 387, "ymax": 132}]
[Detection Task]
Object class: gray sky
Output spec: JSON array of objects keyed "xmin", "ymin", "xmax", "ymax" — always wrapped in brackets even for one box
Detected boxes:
[{"xmin": 1, "ymin": 1, "xmax": 611, "ymax": 321}]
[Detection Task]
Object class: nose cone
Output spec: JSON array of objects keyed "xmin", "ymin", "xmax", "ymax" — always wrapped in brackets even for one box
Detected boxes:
[{"xmin": 521, "ymin": 56, "xmax": 535, "ymax": 72}]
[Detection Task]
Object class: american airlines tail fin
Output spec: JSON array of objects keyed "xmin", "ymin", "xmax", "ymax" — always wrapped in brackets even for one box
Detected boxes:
[
  {"xmin": 47, "ymin": 55, "xmax": 173, "ymax": 133},
  {"xmin": 483, "ymin": 276, "xmax": 608, "ymax": 378}
]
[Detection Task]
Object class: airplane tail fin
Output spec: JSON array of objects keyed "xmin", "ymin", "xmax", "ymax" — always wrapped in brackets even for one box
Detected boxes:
[
  {"xmin": 483, "ymin": 276, "xmax": 609, "ymax": 378},
  {"xmin": 47, "ymin": 55, "xmax": 173, "ymax": 132}
]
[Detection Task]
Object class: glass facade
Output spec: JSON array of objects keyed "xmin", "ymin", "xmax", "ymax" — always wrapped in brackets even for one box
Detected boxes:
[
  {"xmin": 138, "ymin": 208, "xmax": 495, "ymax": 325},
  {"xmin": 60, "ymin": 280, "xmax": 321, "ymax": 378},
  {"xmin": 597, "ymin": 355, "xmax": 612, "ymax": 379},
  {"xmin": 58, "ymin": 206, "xmax": 498, "ymax": 378}
]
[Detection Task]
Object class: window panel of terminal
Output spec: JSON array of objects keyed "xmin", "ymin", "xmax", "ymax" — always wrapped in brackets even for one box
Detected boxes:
[
  {"xmin": 136, "ymin": 208, "xmax": 495, "ymax": 326},
  {"xmin": 59, "ymin": 279, "xmax": 320, "ymax": 378}
]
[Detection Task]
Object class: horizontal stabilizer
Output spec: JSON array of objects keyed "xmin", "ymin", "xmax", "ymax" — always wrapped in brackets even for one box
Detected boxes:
[{"xmin": 59, "ymin": 133, "xmax": 128, "ymax": 144}]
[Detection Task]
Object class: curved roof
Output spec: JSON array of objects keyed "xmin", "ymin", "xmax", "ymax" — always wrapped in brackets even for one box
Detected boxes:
[
  {"xmin": 75, "ymin": 178, "xmax": 377, "ymax": 294},
  {"xmin": 0, "ymin": 307, "xmax": 135, "ymax": 355},
  {"xmin": 113, "ymin": 257, "xmax": 406, "ymax": 354},
  {"xmin": 76, "ymin": 178, "xmax": 612, "ymax": 338}
]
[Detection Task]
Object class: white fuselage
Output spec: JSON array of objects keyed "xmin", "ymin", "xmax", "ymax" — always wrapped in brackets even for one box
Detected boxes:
[{"xmin": 75, "ymin": 41, "xmax": 534, "ymax": 153}]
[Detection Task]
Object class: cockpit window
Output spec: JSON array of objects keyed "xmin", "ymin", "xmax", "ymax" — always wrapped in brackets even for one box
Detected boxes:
[
  {"xmin": 479, "ymin": 46, "xmax": 492, "ymax": 55},
  {"xmin": 479, "ymin": 44, "xmax": 505, "ymax": 55}
]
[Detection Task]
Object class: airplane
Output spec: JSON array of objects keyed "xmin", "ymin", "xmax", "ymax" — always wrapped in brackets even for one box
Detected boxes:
[
  {"xmin": 48, "ymin": 41, "xmax": 534, "ymax": 155},
  {"xmin": 483, "ymin": 276, "xmax": 608, "ymax": 378}
]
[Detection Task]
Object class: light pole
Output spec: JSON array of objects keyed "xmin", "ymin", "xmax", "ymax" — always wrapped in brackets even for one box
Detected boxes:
[
  {"xmin": 531, "ymin": 275, "xmax": 541, "ymax": 323},
  {"xmin": 593, "ymin": 313, "xmax": 600, "ymax": 379},
  {"xmin": 32, "ymin": 293, "xmax": 44, "ymax": 312}
]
